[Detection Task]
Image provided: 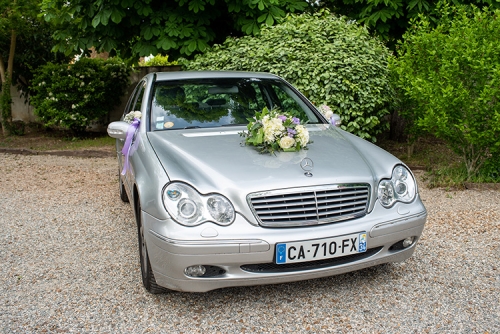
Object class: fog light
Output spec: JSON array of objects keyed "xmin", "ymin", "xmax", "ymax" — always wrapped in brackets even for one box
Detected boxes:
[
  {"xmin": 184, "ymin": 265, "xmax": 206, "ymax": 277},
  {"xmin": 403, "ymin": 237, "xmax": 415, "ymax": 248}
]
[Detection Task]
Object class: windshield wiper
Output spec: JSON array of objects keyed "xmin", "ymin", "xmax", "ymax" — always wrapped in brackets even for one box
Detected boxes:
[
  {"xmin": 221, "ymin": 124, "xmax": 247, "ymax": 127},
  {"xmin": 184, "ymin": 126, "xmax": 201, "ymax": 129}
]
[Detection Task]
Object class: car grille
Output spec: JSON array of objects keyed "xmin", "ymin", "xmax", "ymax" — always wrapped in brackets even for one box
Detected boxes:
[
  {"xmin": 241, "ymin": 247, "xmax": 382, "ymax": 273},
  {"xmin": 248, "ymin": 184, "xmax": 370, "ymax": 227}
]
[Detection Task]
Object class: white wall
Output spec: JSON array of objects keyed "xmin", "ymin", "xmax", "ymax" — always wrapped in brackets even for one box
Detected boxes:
[{"xmin": 11, "ymin": 85, "xmax": 37, "ymax": 123}]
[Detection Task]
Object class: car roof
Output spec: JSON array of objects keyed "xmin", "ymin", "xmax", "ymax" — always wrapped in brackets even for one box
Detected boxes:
[{"xmin": 150, "ymin": 71, "xmax": 281, "ymax": 81}]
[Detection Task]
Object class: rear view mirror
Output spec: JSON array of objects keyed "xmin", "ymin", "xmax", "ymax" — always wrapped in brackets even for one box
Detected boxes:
[{"xmin": 208, "ymin": 86, "xmax": 239, "ymax": 94}]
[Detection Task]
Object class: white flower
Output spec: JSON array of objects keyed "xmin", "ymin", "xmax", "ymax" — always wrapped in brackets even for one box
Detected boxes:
[
  {"xmin": 318, "ymin": 104, "xmax": 334, "ymax": 119},
  {"xmin": 279, "ymin": 136, "xmax": 296, "ymax": 149},
  {"xmin": 295, "ymin": 125, "xmax": 309, "ymax": 147},
  {"xmin": 80, "ymin": 82, "xmax": 85, "ymax": 87},
  {"xmin": 72, "ymin": 104, "xmax": 76, "ymax": 109},
  {"xmin": 124, "ymin": 110, "xmax": 142, "ymax": 123},
  {"xmin": 262, "ymin": 115, "xmax": 285, "ymax": 144}
]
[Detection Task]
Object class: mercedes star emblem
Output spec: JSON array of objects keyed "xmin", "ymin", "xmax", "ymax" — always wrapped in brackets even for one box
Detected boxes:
[{"xmin": 300, "ymin": 158, "xmax": 314, "ymax": 177}]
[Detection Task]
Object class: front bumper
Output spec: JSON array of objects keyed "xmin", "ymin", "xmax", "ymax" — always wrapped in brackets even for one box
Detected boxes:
[{"xmin": 144, "ymin": 201, "xmax": 427, "ymax": 292}]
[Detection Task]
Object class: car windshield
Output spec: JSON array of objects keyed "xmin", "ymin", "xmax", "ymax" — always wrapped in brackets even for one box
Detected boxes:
[{"xmin": 150, "ymin": 77, "xmax": 321, "ymax": 131}]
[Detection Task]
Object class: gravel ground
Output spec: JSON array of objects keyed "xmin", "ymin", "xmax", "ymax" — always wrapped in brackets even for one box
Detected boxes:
[{"xmin": 1, "ymin": 153, "xmax": 499, "ymax": 333}]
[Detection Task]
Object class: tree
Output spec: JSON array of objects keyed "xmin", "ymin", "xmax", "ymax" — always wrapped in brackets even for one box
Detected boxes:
[
  {"xmin": 0, "ymin": 0, "xmax": 31, "ymax": 135},
  {"xmin": 1, "ymin": 0, "xmax": 68, "ymax": 135},
  {"xmin": 40, "ymin": 0, "xmax": 310, "ymax": 59},
  {"xmin": 317, "ymin": 0, "xmax": 499, "ymax": 46},
  {"xmin": 391, "ymin": 4, "xmax": 500, "ymax": 179}
]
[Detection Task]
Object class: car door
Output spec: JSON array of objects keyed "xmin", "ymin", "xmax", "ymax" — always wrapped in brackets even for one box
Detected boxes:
[{"xmin": 119, "ymin": 80, "xmax": 147, "ymax": 195}]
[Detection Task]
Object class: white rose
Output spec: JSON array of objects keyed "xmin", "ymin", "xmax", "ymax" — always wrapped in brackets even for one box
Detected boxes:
[{"xmin": 279, "ymin": 136, "xmax": 296, "ymax": 149}]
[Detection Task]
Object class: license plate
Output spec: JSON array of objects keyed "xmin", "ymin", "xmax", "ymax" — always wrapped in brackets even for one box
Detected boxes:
[{"xmin": 275, "ymin": 232, "xmax": 367, "ymax": 264}]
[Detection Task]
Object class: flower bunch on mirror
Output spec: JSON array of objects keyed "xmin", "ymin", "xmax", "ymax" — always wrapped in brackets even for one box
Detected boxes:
[{"xmin": 123, "ymin": 110, "xmax": 142, "ymax": 124}]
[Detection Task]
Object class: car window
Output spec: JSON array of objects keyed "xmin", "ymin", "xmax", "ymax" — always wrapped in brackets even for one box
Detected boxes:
[
  {"xmin": 150, "ymin": 78, "xmax": 320, "ymax": 131},
  {"xmin": 123, "ymin": 81, "xmax": 146, "ymax": 118}
]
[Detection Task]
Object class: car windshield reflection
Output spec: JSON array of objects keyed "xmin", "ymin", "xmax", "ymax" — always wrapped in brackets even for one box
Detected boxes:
[{"xmin": 150, "ymin": 78, "xmax": 320, "ymax": 131}]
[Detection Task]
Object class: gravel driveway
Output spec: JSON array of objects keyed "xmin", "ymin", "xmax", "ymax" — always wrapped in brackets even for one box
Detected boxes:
[{"xmin": 1, "ymin": 153, "xmax": 499, "ymax": 333}]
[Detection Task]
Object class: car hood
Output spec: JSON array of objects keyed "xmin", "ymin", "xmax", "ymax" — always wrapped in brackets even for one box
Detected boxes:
[{"xmin": 147, "ymin": 125, "xmax": 396, "ymax": 195}]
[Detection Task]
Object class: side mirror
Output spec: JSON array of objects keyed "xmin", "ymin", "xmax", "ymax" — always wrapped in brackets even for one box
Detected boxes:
[
  {"xmin": 107, "ymin": 121, "xmax": 130, "ymax": 140},
  {"xmin": 329, "ymin": 114, "xmax": 342, "ymax": 127}
]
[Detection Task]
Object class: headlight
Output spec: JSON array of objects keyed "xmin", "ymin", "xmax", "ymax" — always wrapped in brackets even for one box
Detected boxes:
[
  {"xmin": 377, "ymin": 165, "xmax": 416, "ymax": 208},
  {"xmin": 162, "ymin": 182, "xmax": 235, "ymax": 226}
]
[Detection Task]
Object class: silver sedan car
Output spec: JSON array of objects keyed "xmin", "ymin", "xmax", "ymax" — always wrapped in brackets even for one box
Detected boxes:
[{"xmin": 107, "ymin": 71, "xmax": 427, "ymax": 293}]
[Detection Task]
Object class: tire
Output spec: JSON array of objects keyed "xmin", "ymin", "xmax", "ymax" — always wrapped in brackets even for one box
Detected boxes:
[
  {"xmin": 119, "ymin": 172, "xmax": 129, "ymax": 203},
  {"xmin": 136, "ymin": 199, "xmax": 168, "ymax": 294}
]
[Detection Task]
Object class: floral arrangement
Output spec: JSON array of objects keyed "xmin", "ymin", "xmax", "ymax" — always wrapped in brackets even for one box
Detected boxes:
[
  {"xmin": 318, "ymin": 104, "xmax": 342, "ymax": 127},
  {"xmin": 318, "ymin": 104, "xmax": 334, "ymax": 119},
  {"xmin": 241, "ymin": 107, "xmax": 310, "ymax": 154},
  {"xmin": 123, "ymin": 110, "xmax": 142, "ymax": 124}
]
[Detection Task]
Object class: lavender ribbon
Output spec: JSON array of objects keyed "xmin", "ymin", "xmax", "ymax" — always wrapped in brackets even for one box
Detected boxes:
[{"xmin": 121, "ymin": 118, "xmax": 140, "ymax": 175}]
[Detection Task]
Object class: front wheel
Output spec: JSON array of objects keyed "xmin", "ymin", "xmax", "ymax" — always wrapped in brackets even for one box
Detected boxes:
[{"xmin": 136, "ymin": 199, "xmax": 168, "ymax": 294}]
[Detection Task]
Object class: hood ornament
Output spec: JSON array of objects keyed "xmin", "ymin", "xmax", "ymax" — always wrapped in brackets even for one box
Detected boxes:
[{"xmin": 300, "ymin": 158, "xmax": 314, "ymax": 177}]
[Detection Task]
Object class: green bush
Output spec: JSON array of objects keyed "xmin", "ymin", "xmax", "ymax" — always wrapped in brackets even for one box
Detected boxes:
[
  {"xmin": 30, "ymin": 58, "xmax": 130, "ymax": 133},
  {"xmin": 139, "ymin": 55, "xmax": 178, "ymax": 67},
  {"xmin": 183, "ymin": 10, "xmax": 392, "ymax": 142},
  {"xmin": 391, "ymin": 4, "xmax": 500, "ymax": 180}
]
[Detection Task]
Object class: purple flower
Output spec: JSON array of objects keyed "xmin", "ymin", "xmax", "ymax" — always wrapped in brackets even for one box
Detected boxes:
[
  {"xmin": 287, "ymin": 128, "xmax": 296, "ymax": 137},
  {"xmin": 292, "ymin": 117, "xmax": 300, "ymax": 125},
  {"xmin": 278, "ymin": 115, "xmax": 287, "ymax": 122}
]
